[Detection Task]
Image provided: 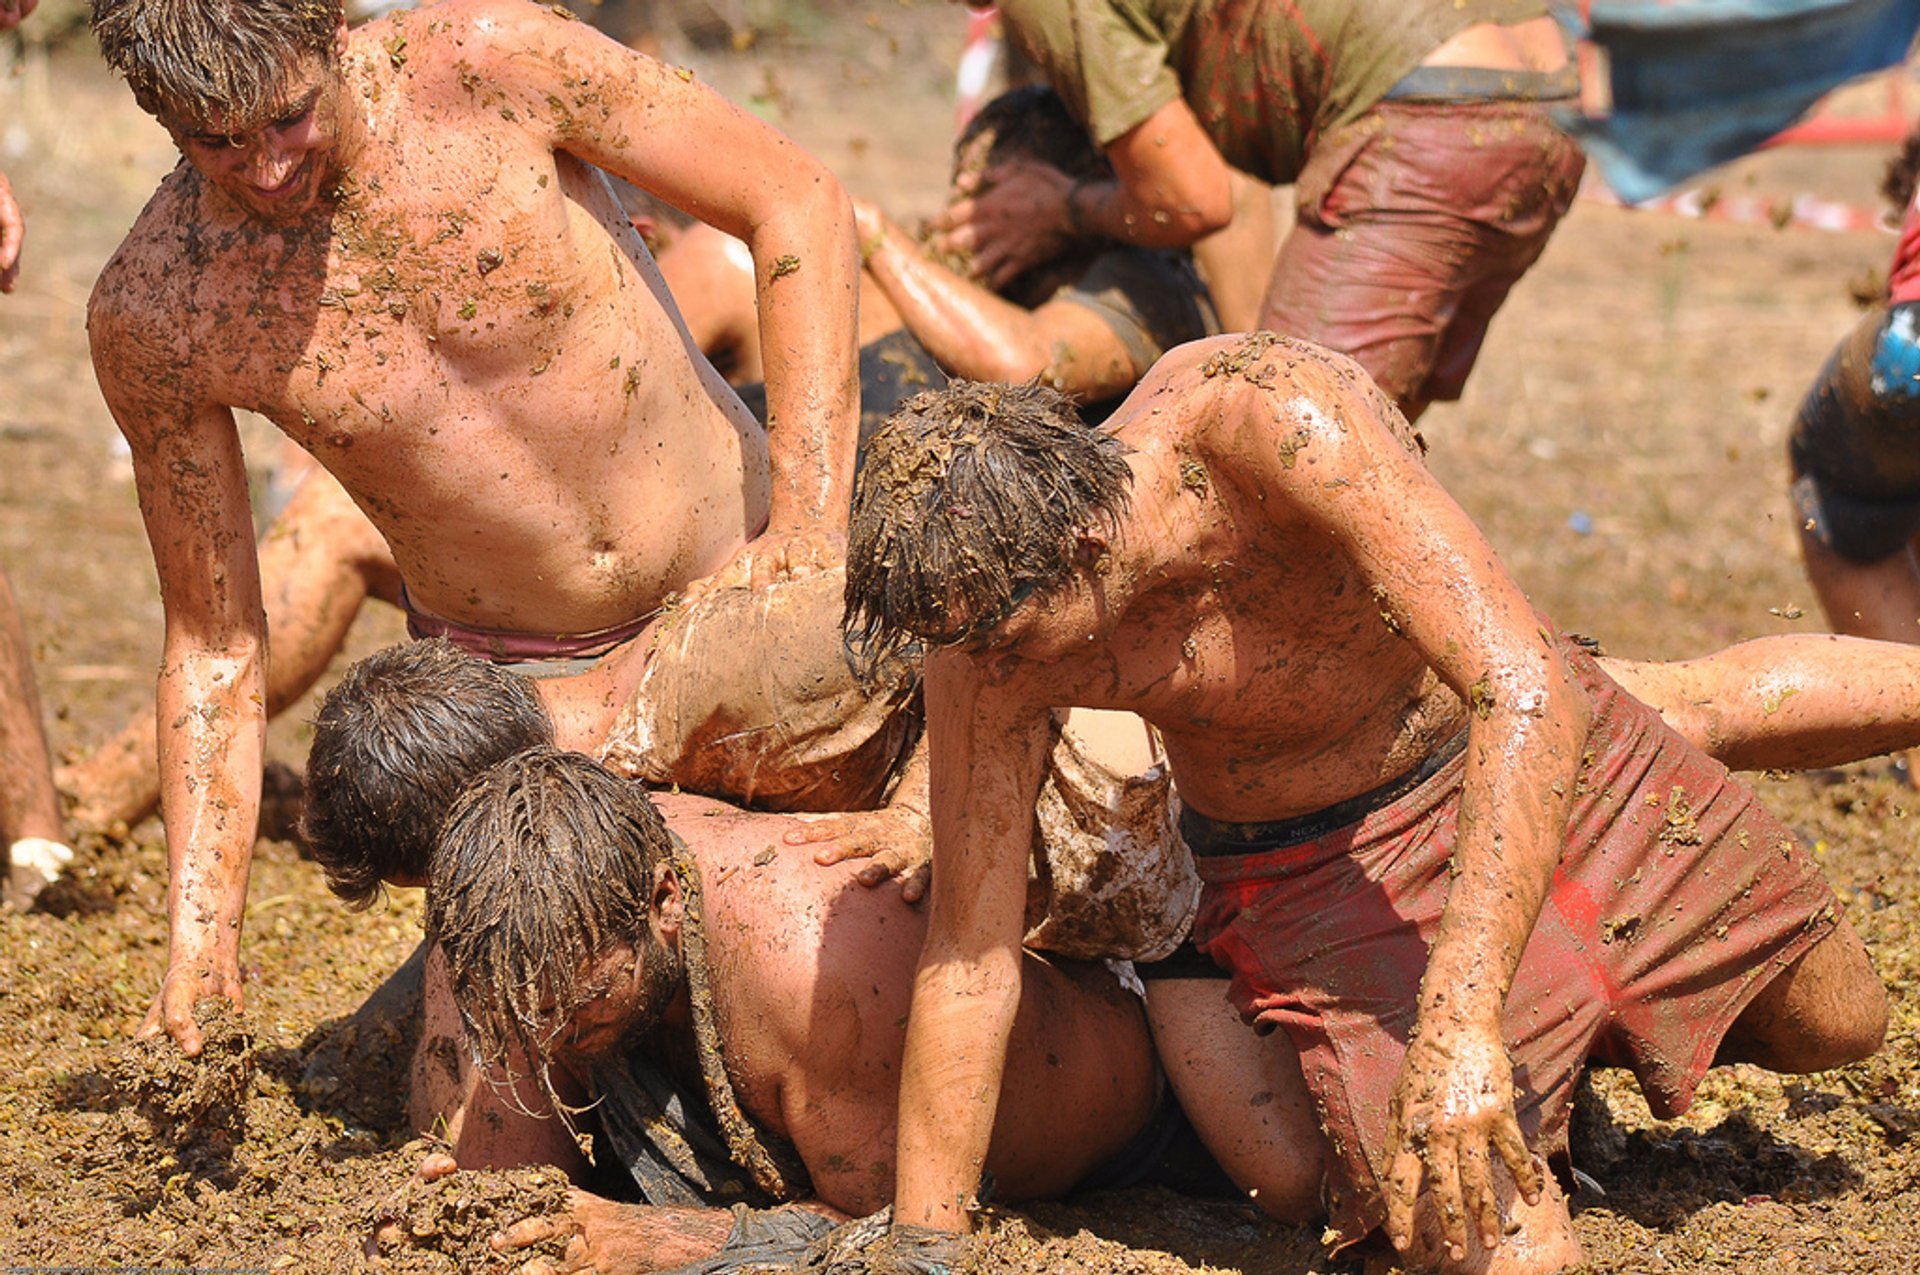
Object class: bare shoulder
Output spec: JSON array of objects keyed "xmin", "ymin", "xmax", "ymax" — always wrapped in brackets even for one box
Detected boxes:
[
  {"xmin": 87, "ymin": 172, "xmax": 201, "ymax": 371},
  {"xmin": 396, "ymin": 0, "xmax": 607, "ymax": 71},
  {"xmin": 1177, "ymin": 332, "xmax": 1423, "ymax": 467}
]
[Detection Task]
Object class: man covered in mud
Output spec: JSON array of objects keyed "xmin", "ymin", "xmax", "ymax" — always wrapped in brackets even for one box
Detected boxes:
[
  {"xmin": 845, "ymin": 341, "xmax": 1891, "ymax": 1274},
  {"xmin": 60, "ymin": 82, "xmax": 1212, "ymax": 841},
  {"xmin": 934, "ymin": 0, "xmax": 1585, "ymax": 422},
  {"xmin": 301, "ymin": 646, "xmax": 1229, "ymax": 1272},
  {"xmin": 84, "ymin": 0, "xmax": 861, "ymax": 1053}
]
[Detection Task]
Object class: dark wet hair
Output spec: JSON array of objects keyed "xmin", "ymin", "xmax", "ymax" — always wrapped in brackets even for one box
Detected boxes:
[
  {"xmin": 844, "ymin": 379, "xmax": 1132, "ymax": 668},
  {"xmin": 302, "ymin": 639, "xmax": 553, "ymax": 908},
  {"xmin": 428, "ymin": 747, "xmax": 674, "ymax": 1101},
  {"xmin": 92, "ymin": 0, "xmax": 344, "ymax": 131},
  {"xmin": 957, "ymin": 86, "xmax": 1108, "ymax": 185}
]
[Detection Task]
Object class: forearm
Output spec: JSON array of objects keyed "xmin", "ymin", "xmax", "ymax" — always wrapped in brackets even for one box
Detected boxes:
[
  {"xmin": 1420, "ymin": 689, "xmax": 1587, "ymax": 1031},
  {"xmin": 1067, "ymin": 175, "xmax": 1221, "ymax": 250},
  {"xmin": 863, "ymin": 219, "xmax": 1048, "ymax": 382},
  {"xmin": 893, "ymin": 944, "xmax": 1023, "ymax": 1231},
  {"xmin": 157, "ymin": 640, "xmax": 265, "ymax": 969},
  {"xmin": 749, "ymin": 184, "xmax": 860, "ymax": 532}
]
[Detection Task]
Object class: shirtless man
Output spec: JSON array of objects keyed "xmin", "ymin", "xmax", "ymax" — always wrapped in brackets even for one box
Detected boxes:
[
  {"xmin": 935, "ymin": 0, "xmax": 1584, "ymax": 421},
  {"xmin": 85, "ymin": 0, "xmax": 858, "ymax": 1052},
  {"xmin": 845, "ymin": 342, "xmax": 1891, "ymax": 1273},
  {"xmin": 299, "ymin": 648, "xmax": 1212, "ymax": 1272},
  {"xmin": 62, "ymin": 84, "xmax": 1212, "ymax": 836}
]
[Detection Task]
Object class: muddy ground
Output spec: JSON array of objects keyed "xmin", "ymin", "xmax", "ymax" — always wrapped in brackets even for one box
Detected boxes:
[{"xmin": 1, "ymin": 6, "xmax": 1918, "ymax": 1272}]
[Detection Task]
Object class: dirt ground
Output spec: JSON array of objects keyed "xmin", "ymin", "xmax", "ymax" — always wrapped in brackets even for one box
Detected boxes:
[{"xmin": 1, "ymin": 5, "xmax": 1918, "ymax": 1272}]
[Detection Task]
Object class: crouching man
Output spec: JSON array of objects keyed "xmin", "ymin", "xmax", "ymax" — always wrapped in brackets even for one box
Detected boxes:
[{"xmin": 844, "ymin": 341, "xmax": 1890, "ymax": 1274}]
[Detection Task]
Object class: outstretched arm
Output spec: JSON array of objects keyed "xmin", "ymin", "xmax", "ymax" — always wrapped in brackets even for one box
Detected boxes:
[
  {"xmin": 1605, "ymin": 633, "xmax": 1920, "ymax": 772},
  {"xmin": 1226, "ymin": 341, "xmax": 1582, "ymax": 1262},
  {"xmin": 90, "ymin": 293, "xmax": 266, "ymax": 1056},
  {"xmin": 854, "ymin": 197, "xmax": 1147, "ymax": 403},
  {"xmin": 473, "ymin": 0, "xmax": 858, "ymax": 581},
  {"xmin": 892, "ymin": 649, "xmax": 1053, "ymax": 1234}
]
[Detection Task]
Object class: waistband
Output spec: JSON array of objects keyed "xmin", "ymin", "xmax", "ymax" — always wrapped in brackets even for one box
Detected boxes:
[
  {"xmin": 400, "ymin": 581, "xmax": 657, "ymax": 665},
  {"xmin": 1383, "ymin": 64, "xmax": 1579, "ymax": 105},
  {"xmin": 1179, "ymin": 730, "xmax": 1469, "ymax": 858}
]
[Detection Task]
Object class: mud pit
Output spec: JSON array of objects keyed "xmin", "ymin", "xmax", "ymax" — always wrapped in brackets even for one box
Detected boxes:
[{"xmin": 2, "ymin": 6, "xmax": 1918, "ymax": 1272}]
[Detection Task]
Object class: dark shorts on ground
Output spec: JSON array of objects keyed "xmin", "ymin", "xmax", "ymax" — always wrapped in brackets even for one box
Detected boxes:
[
  {"xmin": 1790, "ymin": 301, "xmax": 1920, "ymax": 562},
  {"xmin": 1186, "ymin": 642, "xmax": 1842, "ymax": 1251},
  {"xmin": 1261, "ymin": 92, "xmax": 1585, "ymax": 410}
]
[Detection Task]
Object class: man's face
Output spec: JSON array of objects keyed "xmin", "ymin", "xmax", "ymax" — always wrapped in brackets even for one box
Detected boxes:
[
  {"xmin": 167, "ymin": 55, "xmax": 348, "ymax": 221},
  {"xmin": 953, "ymin": 551, "xmax": 1111, "ymax": 667},
  {"xmin": 553, "ymin": 931, "xmax": 683, "ymax": 1062}
]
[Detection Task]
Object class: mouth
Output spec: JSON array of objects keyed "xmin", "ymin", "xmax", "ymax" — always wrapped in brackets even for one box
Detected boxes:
[{"xmin": 249, "ymin": 156, "xmax": 314, "ymax": 205}]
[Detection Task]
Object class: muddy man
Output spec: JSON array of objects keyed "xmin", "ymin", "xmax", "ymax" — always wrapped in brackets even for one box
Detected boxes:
[
  {"xmin": 846, "ymin": 342, "xmax": 1891, "ymax": 1274},
  {"xmin": 85, "ymin": 0, "xmax": 860, "ymax": 1055}
]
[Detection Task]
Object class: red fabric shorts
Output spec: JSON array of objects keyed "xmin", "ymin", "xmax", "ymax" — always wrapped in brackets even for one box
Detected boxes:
[
  {"xmin": 1260, "ymin": 97, "xmax": 1586, "ymax": 411},
  {"xmin": 1188, "ymin": 644, "xmax": 1841, "ymax": 1250}
]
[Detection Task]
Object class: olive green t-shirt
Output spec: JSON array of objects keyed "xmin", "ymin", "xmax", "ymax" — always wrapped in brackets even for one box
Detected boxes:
[{"xmin": 996, "ymin": 0, "xmax": 1548, "ymax": 184}]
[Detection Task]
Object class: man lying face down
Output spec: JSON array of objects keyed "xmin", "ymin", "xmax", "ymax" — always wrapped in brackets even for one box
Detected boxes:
[{"xmin": 307, "ymin": 641, "xmax": 1255, "ymax": 1272}]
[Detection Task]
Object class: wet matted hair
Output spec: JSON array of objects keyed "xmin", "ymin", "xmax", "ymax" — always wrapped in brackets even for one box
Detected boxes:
[
  {"xmin": 428, "ymin": 746, "xmax": 675, "ymax": 1107},
  {"xmin": 844, "ymin": 379, "xmax": 1133, "ymax": 669},
  {"xmin": 957, "ymin": 85, "xmax": 1109, "ymax": 186},
  {"xmin": 302, "ymin": 638, "xmax": 553, "ymax": 908},
  {"xmin": 91, "ymin": 0, "xmax": 345, "ymax": 132}
]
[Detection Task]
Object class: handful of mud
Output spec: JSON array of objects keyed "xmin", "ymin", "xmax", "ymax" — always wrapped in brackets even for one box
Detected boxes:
[
  {"xmin": 370, "ymin": 1158, "xmax": 571, "ymax": 1272},
  {"xmin": 108, "ymin": 997, "xmax": 254, "ymax": 1173}
]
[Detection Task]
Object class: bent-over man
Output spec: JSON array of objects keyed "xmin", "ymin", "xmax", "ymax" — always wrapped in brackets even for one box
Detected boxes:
[
  {"xmin": 86, "ymin": 0, "xmax": 860, "ymax": 1051},
  {"xmin": 844, "ymin": 340, "xmax": 1890, "ymax": 1273}
]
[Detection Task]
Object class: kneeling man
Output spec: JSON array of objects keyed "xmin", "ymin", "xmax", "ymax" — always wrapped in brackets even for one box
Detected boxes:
[{"xmin": 844, "ymin": 339, "xmax": 1890, "ymax": 1273}]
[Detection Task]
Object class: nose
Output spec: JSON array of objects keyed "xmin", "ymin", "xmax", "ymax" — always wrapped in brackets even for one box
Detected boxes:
[{"xmin": 246, "ymin": 141, "xmax": 301, "ymax": 191}]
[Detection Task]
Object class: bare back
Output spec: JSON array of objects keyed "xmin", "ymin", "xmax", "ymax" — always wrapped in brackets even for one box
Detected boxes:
[{"xmin": 657, "ymin": 794, "xmax": 1156, "ymax": 1214}]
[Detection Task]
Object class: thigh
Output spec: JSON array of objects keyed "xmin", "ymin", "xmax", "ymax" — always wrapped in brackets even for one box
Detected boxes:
[
  {"xmin": 1143, "ymin": 978, "xmax": 1324, "ymax": 1222},
  {"xmin": 1717, "ymin": 915, "xmax": 1887, "ymax": 1074}
]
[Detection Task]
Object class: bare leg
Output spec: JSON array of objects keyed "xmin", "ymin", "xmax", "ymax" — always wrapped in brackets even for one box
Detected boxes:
[
  {"xmin": 60, "ymin": 470, "xmax": 401, "ymax": 831},
  {"xmin": 1189, "ymin": 171, "xmax": 1278, "ymax": 334},
  {"xmin": 1601, "ymin": 631, "xmax": 1920, "ymax": 772},
  {"xmin": 1141, "ymin": 979, "xmax": 1322, "ymax": 1222},
  {"xmin": 1801, "ymin": 527, "xmax": 1920, "ymax": 785},
  {"xmin": 0, "ymin": 568, "xmax": 71, "ymax": 909},
  {"xmin": 1717, "ymin": 917, "xmax": 1887, "ymax": 1074}
]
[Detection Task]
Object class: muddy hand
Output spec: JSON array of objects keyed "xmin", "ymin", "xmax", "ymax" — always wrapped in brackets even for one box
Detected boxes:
[
  {"xmin": 138, "ymin": 951, "xmax": 244, "ymax": 1056},
  {"xmin": 366, "ymin": 1151, "xmax": 459, "ymax": 1261},
  {"xmin": 930, "ymin": 158, "xmax": 1073, "ymax": 291},
  {"xmin": 1384, "ymin": 1021, "xmax": 1543, "ymax": 1262},
  {"xmin": 0, "ymin": 170, "xmax": 22, "ymax": 294},
  {"xmin": 785, "ymin": 808, "xmax": 932, "ymax": 903}
]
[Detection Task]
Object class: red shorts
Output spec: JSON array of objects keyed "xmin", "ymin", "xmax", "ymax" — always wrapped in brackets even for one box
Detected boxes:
[
  {"xmin": 1260, "ymin": 97, "xmax": 1586, "ymax": 411},
  {"xmin": 1188, "ymin": 645, "xmax": 1840, "ymax": 1250}
]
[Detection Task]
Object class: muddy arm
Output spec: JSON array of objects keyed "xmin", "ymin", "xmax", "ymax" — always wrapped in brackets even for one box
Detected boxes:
[
  {"xmin": 1224, "ymin": 341, "xmax": 1583, "ymax": 1259},
  {"xmin": 854, "ymin": 198, "xmax": 1145, "ymax": 402},
  {"xmin": 892, "ymin": 649, "xmax": 1052, "ymax": 1233},
  {"xmin": 1603, "ymin": 633, "xmax": 1920, "ymax": 771},
  {"xmin": 90, "ymin": 293, "xmax": 266, "ymax": 1056},
  {"xmin": 468, "ymin": 1, "xmax": 858, "ymax": 556}
]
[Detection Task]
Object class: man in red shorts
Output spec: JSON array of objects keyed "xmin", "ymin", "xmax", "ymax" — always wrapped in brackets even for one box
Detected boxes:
[
  {"xmin": 843, "ymin": 336, "xmax": 1890, "ymax": 1274},
  {"xmin": 933, "ymin": 0, "xmax": 1584, "ymax": 421}
]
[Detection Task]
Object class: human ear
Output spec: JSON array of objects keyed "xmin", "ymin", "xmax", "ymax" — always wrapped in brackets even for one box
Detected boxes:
[{"xmin": 649, "ymin": 862, "xmax": 684, "ymax": 942}]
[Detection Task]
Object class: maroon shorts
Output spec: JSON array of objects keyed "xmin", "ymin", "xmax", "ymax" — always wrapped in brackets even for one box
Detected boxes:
[
  {"xmin": 1260, "ymin": 97, "xmax": 1586, "ymax": 411},
  {"xmin": 1187, "ymin": 644, "xmax": 1840, "ymax": 1250}
]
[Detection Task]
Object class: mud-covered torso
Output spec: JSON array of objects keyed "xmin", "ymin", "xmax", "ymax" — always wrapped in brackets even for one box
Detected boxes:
[
  {"xmin": 995, "ymin": 398, "xmax": 1470, "ymax": 825},
  {"xmin": 97, "ymin": 31, "xmax": 766, "ymax": 633}
]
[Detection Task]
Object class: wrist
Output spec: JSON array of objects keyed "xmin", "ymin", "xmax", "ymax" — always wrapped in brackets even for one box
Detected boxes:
[{"xmin": 1065, "ymin": 174, "xmax": 1101, "ymax": 239}]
